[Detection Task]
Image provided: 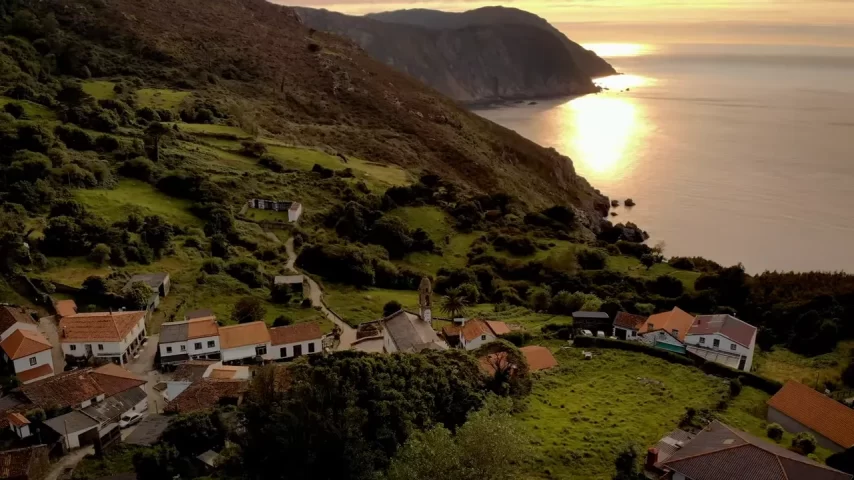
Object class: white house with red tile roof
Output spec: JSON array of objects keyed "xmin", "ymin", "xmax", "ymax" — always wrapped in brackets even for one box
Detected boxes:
[
  {"xmin": 158, "ymin": 317, "xmax": 221, "ymax": 365},
  {"xmin": 685, "ymin": 314, "xmax": 757, "ymax": 371},
  {"xmin": 59, "ymin": 311, "xmax": 147, "ymax": 365},
  {"xmin": 441, "ymin": 318, "xmax": 510, "ymax": 351},
  {"xmin": 0, "ymin": 329, "xmax": 54, "ymax": 384},
  {"xmin": 269, "ymin": 323, "xmax": 323, "ymax": 360},
  {"xmin": 219, "ymin": 322, "xmax": 272, "ymax": 363},
  {"xmin": 0, "ymin": 306, "xmax": 39, "ymax": 341}
]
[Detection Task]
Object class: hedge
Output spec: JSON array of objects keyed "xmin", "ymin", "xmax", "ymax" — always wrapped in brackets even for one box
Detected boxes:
[{"xmin": 573, "ymin": 336, "xmax": 783, "ymax": 395}]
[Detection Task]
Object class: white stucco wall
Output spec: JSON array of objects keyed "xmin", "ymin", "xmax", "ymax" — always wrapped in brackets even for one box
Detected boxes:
[
  {"xmin": 385, "ymin": 333, "xmax": 397, "ymax": 353},
  {"xmin": 685, "ymin": 332, "xmax": 755, "ymax": 371},
  {"xmin": 289, "ymin": 204, "xmax": 303, "ymax": 222},
  {"xmin": 63, "ymin": 317, "xmax": 146, "ymax": 360},
  {"xmin": 613, "ymin": 327, "xmax": 639, "ymax": 341},
  {"xmin": 271, "ymin": 339, "xmax": 321, "ymax": 359},
  {"xmin": 188, "ymin": 336, "xmax": 220, "ymax": 357},
  {"xmin": 462, "ymin": 332, "xmax": 496, "ymax": 351},
  {"xmin": 13, "ymin": 350, "xmax": 53, "ymax": 375},
  {"xmin": 0, "ymin": 322, "xmax": 37, "ymax": 341},
  {"xmin": 159, "ymin": 341, "xmax": 185, "ymax": 357},
  {"xmin": 221, "ymin": 343, "xmax": 271, "ymax": 362}
]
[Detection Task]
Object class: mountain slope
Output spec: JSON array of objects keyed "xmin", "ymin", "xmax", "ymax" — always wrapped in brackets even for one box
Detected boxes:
[
  {"xmin": 295, "ymin": 7, "xmax": 602, "ymax": 102},
  {"xmin": 41, "ymin": 0, "xmax": 606, "ymax": 215},
  {"xmin": 367, "ymin": 7, "xmax": 616, "ymax": 80}
]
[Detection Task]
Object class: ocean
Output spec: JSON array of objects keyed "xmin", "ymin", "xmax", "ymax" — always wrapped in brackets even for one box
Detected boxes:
[{"xmin": 472, "ymin": 43, "xmax": 854, "ymax": 273}]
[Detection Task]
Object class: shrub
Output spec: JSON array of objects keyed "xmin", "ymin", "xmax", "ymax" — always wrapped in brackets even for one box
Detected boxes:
[
  {"xmin": 273, "ymin": 316, "xmax": 293, "ymax": 327},
  {"xmin": 270, "ymin": 283, "xmax": 293, "ymax": 304},
  {"xmin": 95, "ymin": 134, "xmax": 120, "ymax": 152},
  {"xmin": 649, "ymin": 275, "xmax": 684, "ymax": 298},
  {"xmin": 669, "ymin": 257, "xmax": 696, "ymax": 271},
  {"xmin": 501, "ymin": 331, "xmax": 531, "ymax": 347},
  {"xmin": 136, "ymin": 107, "xmax": 160, "ymax": 123},
  {"xmin": 241, "ymin": 141, "xmax": 267, "ymax": 158},
  {"xmin": 383, "ymin": 300, "xmax": 402, "ymax": 316},
  {"xmin": 16, "ymin": 124, "xmax": 54, "ymax": 152},
  {"xmin": 119, "ymin": 157, "xmax": 157, "ymax": 182},
  {"xmin": 88, "ymin": 243, "xmax": 111, "ymax": 265},
  {"xmin": 577, "ymin": 249, "xmax": 607, "ymax": 270},
  {"xmin": 201, "ymin": 258, "xmax": 225, "ymax": 274},
  {"xmin": 258, "ymin": 154, "xmax": 285, "ymax": 172},
  {"xmin": 312, "ymin": 163, "xmax": 334, "ymax": 179},
  {"xmin": 791, "ymin": 432, "xmax": 817, "ymax": 455},
  {"xmin": 55, "ymin": 124, "xmax": 94, "ymax": 150},
  {"xmin": 226, "ymin": 259, "xmax": 266, "ymax": 288},
  {"xmin": 3, "ymin": 102, "xmax": 24, "ymax": 118},
  {"xmin": 231, "ymin": 297, "xmax": 266, "ymax": 324},
  {"xmin": 5, "ymin": 84, "xmax": 35, "ymax": 100},
  {"xmin": 766, "ymin": 423, "xmax": 784, "ymax": 442},
  {"xmin": 729, "ymin": 378, "xmax": 743, "ymax": 397}
]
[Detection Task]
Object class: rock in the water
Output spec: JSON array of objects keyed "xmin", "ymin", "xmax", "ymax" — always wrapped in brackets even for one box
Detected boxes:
[
  {"xmin": 625, "ymin": 198, "xmax": 636, "ymax": 207},
  {"xmin": 611, "ymin": 199, "xmax": 620, "ymax": 207}
]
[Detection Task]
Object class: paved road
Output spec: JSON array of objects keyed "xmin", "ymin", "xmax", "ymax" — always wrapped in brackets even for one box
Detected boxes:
[
  {"xmin": 284, "ymin": 237, "xmax": 356, "ymax": 350},
  {"xmin": 126, "ymin": 334, "xmax": 169, "ymax": 415},
  {"xmin": 38, "ymin": 315, "xmax": 66, "ymax": 373}
]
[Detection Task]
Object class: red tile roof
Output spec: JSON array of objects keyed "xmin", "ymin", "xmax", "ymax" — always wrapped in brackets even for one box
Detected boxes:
[
  {"xmin": 54, "ymin": 300, "xmax": 78, "ymax": 318},
  {"xmin": 59, "ymin": 311, "xmax": 146, "ymax": 342},
  {"xmin": 219, "ymin": 322, "xmax": 271, "ymax": 349},
  {"xmin": 0, "ymin": 446, "xmax": 48, "ymax": 479},
  {"xmin": 90, "ymin": 364, "xmax": 147, "ymax": 397},
  {"xmin": 165, "ymin": 379, "xmax": 248, "ymax": 414},
  {"xmin": 7, "ymin": 412, "xmax": 29, "ymax": 427},
  {"xmin": 0, "ymin": 306, "xmax": 35, "ymax": 333},
  {"xmin": 21, "ymin": 370, "xmax": 104, "ymax": 410},
  {"xmin": 520, "ymin": 346, "xmax": 558, "ymax": 371},
  {"xmin": 690, "ymin": 314, "xmax": 757, "ymax": 347},
  {"xmin": 0, "ymin": 329, "xmax": 52, "ymax": 360},
  {"xmin": 187, "ymin": 317, "xmax": 219, "ymax": 339},
  {"xmin": 269, "ymin": 323, "xmax": 322, "ymax": 346},
  {"xmin": 486, "ymin": 321, "xmax": 511, "ymax": 336},
  {"xmin": 613, "ymin": 312, "xmax": 647, "ymax": 330},
  {"xmin": 767, "ymin": 381, "xmax": 854, "ymax": 449},
  {"xmin": 16, "ymin": 364, "xmax": 53, "ymax": 384},
  {"xmin": 640, "ymin": 307, "xmax": 694, "ymax": 342}
]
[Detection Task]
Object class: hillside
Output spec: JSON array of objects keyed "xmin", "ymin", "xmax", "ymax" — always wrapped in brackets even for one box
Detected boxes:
[
  {"xmin": 295, "ymin": 7, "xmax": 608, "ymax": 102},
  {"xmin": 367, "ymin": 7, "xmax": 617, "ymax": 80}
]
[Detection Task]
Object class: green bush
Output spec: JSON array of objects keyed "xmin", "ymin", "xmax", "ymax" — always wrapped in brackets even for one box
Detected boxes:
[
  {"xmin": 55, "ymin": 124, "xmax": 94, "ymax": 150},
  {"xmin": 729, "ymin": 378, "xmax": 743, "ymax": 397},
  {"xmin": 16, "ymin": 124, "xmax": 54, "ymax": 152},
  {"xmin": 766, "ymin": 423, "xmax": 784, "ymax": 442},
  {"xmin": 501, "ymin": 330, "xmax": 532, "ymax": 347},
  {"xmin": 577, "ymin": 249, "xmax": 607, "ymax": 270},
  {"xmin": 792, "ymin": 432, "xmax": 817, "ymax": 455},
  {"xmin": 95, "ymin": 134, "xmax": 120, "ymax": 152},
  {"xmin": 201, "ymin": 258, "xmax": 225, "ymax": 274},
  {"xmin": 3, "ymin": 102, "xmax": 24, "ymax": 118}
]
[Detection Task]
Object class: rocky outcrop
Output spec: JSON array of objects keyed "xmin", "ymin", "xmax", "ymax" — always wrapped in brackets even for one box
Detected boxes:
[{"xmin": 295, "ymin": 7, "xmax": 615, "ymax": 103}]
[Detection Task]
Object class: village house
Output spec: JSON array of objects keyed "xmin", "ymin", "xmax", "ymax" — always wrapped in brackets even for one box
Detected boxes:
[
  {"xmin": 637, "ymin": 307, "xmax": 695, "ymax": 353},
  {"xmin": 441, "ymin": 318, "xmax": 510, "ymax": 350},
  {"xmin": 646, "ymin": 421, "xmax": 851, "ymax": 480},
  {"xmin": 21, "ymin": 364, "xmax": 147, "ymax": 451},
  {"xmin": 273, "ymin": 275, "xmax": 305, "ymax": 299},
  {"xmin": 685, "ymin": 314, "xmax": 757, "ymax": 371},
  {"xmin": 219, "ymin": 322, "xmax": 272, "ymax": 363},
  {"xmin": 162, "ymin": 361, "xmax": 250, "ymax": 401},
  {"xmin": 767, "ymin": 380, "xmax": 854, "ymax": 452},
  {"xmin": 123, "ymin": 272, "xmax": 170, "ymax": 318},
  {"xmin": 159, "ymin": 316, "xmax": 221, "ymax": 366},
  {"xmin": 247, "ymin": 199, "xmax": 303, "ymax": 223},
  {"xmin": 572, "ymin": 311, "xmax": 611, "ymax": 335},
  {"xmin": 611, "ymin": 311, "xmax": 647, "ymax": 340},
  {"xmin": 268, "ymin": 322, "xmax": 323, "ymax": 360},
  {"xmin": 59, "ymin": 310, "xmax": 147, "ymax": 365},
  {"xmin": 0, "ymin": 329, "xmax": 54, "ymax": 385},
  {"xmin": 165, "ymin": 378, "xmax": 249, "ymax": 414},
  {"xmin": 0, "ymin": 305, "xmax": 39, "ymax": 341},
  {"xmin": 0, "ymin": 445, "xmax": 50, "ymax": 480}
]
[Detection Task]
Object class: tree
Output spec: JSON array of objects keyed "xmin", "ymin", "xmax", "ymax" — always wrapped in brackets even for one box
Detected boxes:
[
  {"xmin": 162, "ymin": 411, "xmax": 226, "ymax": 456},
  {"xmin": 441, "ymin": 287, "xmax": 469, "ymax": 319},
  {"xmin": 474, "ymin": 340, "xmax": 531, "ymax": 397},
  {"xmin": 144, "ymin": 122, "xmax": 171, "ymax": 162},
  {"xmin": 528, "ymin": 287, "xmax": 551, "ymax": 312},
  {"xmin": 827, "ymin": 447, "xmax": 854, "ymax": 475},
  {"xmin": 272, "ymin": 315, "xmax": 293, "ymax": 327},
  {"xmin": 791, "ymin": 432, "xmax": 817, "ymax": 455},
  {"xmin": 640, "ymin": 254, "xmax": 656, "ymax": 270},
  {"xmin": 383, "ymin": 300, "xmax": 402, "ymax": 317},
  {"xmin": 141, "ymin": 215, "xmax": 174, "ymax": 255},
  {"xmin": 270, "ymin": 283, "xmax": 293, "ymax": 304},
  {"xmin": 232, "ymin": 297, "xmax": 266, "ymax": 324},
  {"xmin": 729, "ymin": 378, "xmax": 743, "ymax": 397},
  {"xmin": 576, "ymin": 249, "xmax": 607, "ymax": 270},
  {"xmin": 613, "ymin": 444, "xmax": 644, "ymax": 480},
  {"xmin": 367, "ymin": 216, "xmax": 413, "ymax": 259},
  {"xmin": 766, "ymin": 423, "xmax": 784, "ymax": 442},
  {"xmin": 124, "ymin": 281, "xmax": 153, "ymax": 310},
  {"xmin": 88, "ymin": 243, "xmax": 111, "ymax": 265}
]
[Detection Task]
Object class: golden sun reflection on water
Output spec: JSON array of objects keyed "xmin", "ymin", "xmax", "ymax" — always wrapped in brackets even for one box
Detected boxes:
[{"xmin": 582, "ymin": 43, "xmax": 654, "ymax": 58}]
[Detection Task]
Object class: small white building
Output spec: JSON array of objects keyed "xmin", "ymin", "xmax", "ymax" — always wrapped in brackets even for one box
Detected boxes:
[
  {"xmin": 685, "ymin": 314, "xmax": 757, "ymax": 371},
  {"xmin": 159, "ymin": 317, "xmax": 221, "ymax": 365},
  {"xmin": 611, "ymin": 312, "xmax": 648, "ymax": 341},
  {"xmin": 441, "ymin": 319, "xmax": 510, "ymax": 351},
  {"xmin": 248, "ymin": 199, "xmax": 303, "ymax": 223},
  {"xmin": 0, "ymin": 329, "xmax": 54, "ymax": 384},
  {"xmin": 636, "ymin": 307, "xmax": 695, "ymax": 354},
  {"xmin": 219, "ymin": 322, "xmax": 272, "ymax": 363},
  {"xmin": 269, "ymin": 323, "xmax": 323, "ymax": 360},
  {"xmin": 0, "ymin": 305, "xmax": 39, "ymax": 341},
  {"xmin": 7, "ymin": 412, "xmax": 31, "ymax": 439},
  {"xmin": 60, "ymin": 311, "xmax": 147, "ymax": 365}
]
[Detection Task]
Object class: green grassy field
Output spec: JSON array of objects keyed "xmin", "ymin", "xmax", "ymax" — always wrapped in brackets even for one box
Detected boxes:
[
  {"xmin": 244, "ymin": 209, "xmax": 290, "ymax": 223},
  {"xmin": 753, "ymin": 342, "xmax": 852, "ymax": 386},
  {"xmin": 74, "ymin": 180, "xmax": 203, "ymax": 227},
  {"xmin": 136, "ymin": 88, "xmax": 191, "ymax": 110},
  {"xmin": 466, "ymin": 304, "xmax": 573, "ymax": 332},
  {"xmin": 398, "ymin": 233, "xmax": 481, "ymax": 275},
  {"xmin": 607, "ymin": 255, "xmax": 702, "ymax": 290},
  {"xmin": 81, "ymin": 80, "xmax": 117, "ymax": 100},
  {"xmin": 324, "ymin": 285, "xmax": 420, "ymax": 326},
  {"xmin": 265, "ymin": 144, "xmax": 411, "ymax": 187},
  {"xmin": 0, "ymin": 97, "xmax": 56, "ymax": 119}
]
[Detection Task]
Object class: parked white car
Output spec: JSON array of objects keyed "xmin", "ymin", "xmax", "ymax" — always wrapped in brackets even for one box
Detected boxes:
[{"xmin": 119, "ymin": 412, "xmax": 143, "ymax": 428}]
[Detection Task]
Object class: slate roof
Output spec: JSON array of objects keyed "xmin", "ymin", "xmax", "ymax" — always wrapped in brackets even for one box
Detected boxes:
[
  {"xmin": 767, "ymin": 381, "xmax": 854, "ymax": 449},
  {"xmin": 660, "ymin": 421, "xmax": 851, "ymax": 480},
  {"xmin": 16, "ymin": 364, "xmax": 53, "ymax": 384},
  {"xmin": 1, "ymin": 329, "xmax": 52, "ymax": 360},
  {"xmin": 0, "ymin": 445, "xmax": 48, "ymax": 479},
  {"xmin": 520, "ymin": 346, "xmax": 558, "ymax": 371},
  {"xmin": 640, "ymin": 307, "xmax": 694, "ymax": 342},
  {"xmin": 0, "ymin": 306, "xmax": 35, "ymax": 334},
  {"xmin": 21, "ymin": 370, "xmax": 104, "ymax": 410},
  {"xmin": 83, "ymin": 387, "xmax": 146, "ymax": 423},
  {"xmin": 43, "ymin": 411, "xmax": 98, "ymax": 435},
  {"xmin": 219, "ymin": 322, "xmax": 270, "ymax": 349},
  {"xmin": 383, "ymin": 311, "xmax": 445, "ymax": 352},
  {"xmin": 269, "ymin": 323, "xmax": 322, "ymax": 346},
  {"xmin": 59, "ymin": 311, "xmax": 146, "ymax": 342},
  {"xmin": 613, "ymin": 311, "xmax": 648, "ymax": 330},
  {"xmin": 652, "ymin": 428, "xmax": 696, "ymax": 464},
  {"xmin": 90, "ymin": 364, "xmax": 147, "ymax": 397},
  {"xmin": 165, "ymin": 379, "xmax": 248, "ymax": 414},
  {"xmin": 572, "ymin": 311, "xmax": 610, "ymax": 319},
  {"xmin": 124, "ymin": 414, "xmax": 172, "ymax": 446},
  {"xmin": 690, "ymin": 314, "xmax": 757, "ymax": 347},
  {"xmin": 159, "ymin": 322, "xmax": 189, "ymax": 344},
  {"xmin": 274, "ymin": 275, "xmax": 304, "ymax": 285},
  {"xmin": 55, "ymin": 300, "xmax": 78, "ymax": 318}
]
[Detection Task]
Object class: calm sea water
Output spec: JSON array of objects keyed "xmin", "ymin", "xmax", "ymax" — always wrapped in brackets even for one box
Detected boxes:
[{"xmin": 473, "ymin": 43, "xmax": 854, "ymax": 273}]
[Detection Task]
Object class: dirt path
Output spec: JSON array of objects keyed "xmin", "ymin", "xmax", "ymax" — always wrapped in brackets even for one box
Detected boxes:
[{"xmin": 284, "ymin": 237, "xmax": 356, "ymax": 350}]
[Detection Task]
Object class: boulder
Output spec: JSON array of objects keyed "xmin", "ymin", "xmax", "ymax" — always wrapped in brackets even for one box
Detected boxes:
[{"xmin": 625, "ymin": 198, "xmax": 636, "ymax": 207}]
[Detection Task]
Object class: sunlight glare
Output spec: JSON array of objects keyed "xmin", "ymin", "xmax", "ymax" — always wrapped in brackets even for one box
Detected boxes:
[
  {"xmin": 595, "ymin": 74, "xmax": 649, "ymax": 91},
  {"xmin": 582, "ymin": 43, "xmax": 653, "ymax": 58}
]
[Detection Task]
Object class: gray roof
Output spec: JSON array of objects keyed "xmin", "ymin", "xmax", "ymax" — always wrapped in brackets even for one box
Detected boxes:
[
  {"xmin": 124, "ymin": 414, "xmax": 172, "ymax": 446},
  {"xmin": 0, "ymin": 395, "xmax": 23, "ymax": 411},
  {"xmin": 83, "ymin": 387, "xmax": 146, "ymax": 423},
  {"xmin": 653, "ymin": 428, "xmax": 696, "ymax": 463},
  {"xmin": 572, "ymin": 311, "xmax": 610, "ymax": 319},
  {"xmin": 44, "ymin": 411, "xmax": 98, "ymax": 435},
  {"xmin": 160, "ymin": 353, "xmax": 190, "ymax": 365},
  {"xmin": 274, "ymin": 275, "xmax": 304, "ymax": 285},
  {"xmin": 383, "ymin": 311, "xmax": 445, "ymax": 352},
  {"xmin": 123, "ymin": 273, "xmax": 169, "ymax": 291},
  {"xmin": 196, "ymin": 450, "xmax": 221, "ymax": 468},
  {"xmin": 159, "ymin": 321, "xmax": 190, "ymax": 343}
]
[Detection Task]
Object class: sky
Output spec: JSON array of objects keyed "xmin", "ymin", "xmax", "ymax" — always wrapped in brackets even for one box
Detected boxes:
[{"xmin": 281, "ymin": 0, "xmax": 854, "ymax": 46}]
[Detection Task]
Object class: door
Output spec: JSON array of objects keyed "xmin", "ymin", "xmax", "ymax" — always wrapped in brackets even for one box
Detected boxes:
[
  {"xmin": 293, "ymin": 344, "xmax": 303, "ymax": 357},
  {"xmin": 616, "ymin": 329, "xmax": 627, "ymax": 340},
  {"xmin": 738, "ymin": 355, "xmax": 747, "ymax": 371},
  {"xmin": 85, "ymin": 344, "xmax": 93, "ymax": 356}
]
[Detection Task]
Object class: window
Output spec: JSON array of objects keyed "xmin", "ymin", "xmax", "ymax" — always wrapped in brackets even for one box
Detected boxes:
[
  {"xmin": 29, "ymin": 357, "xmax": 37, "ymax": 366},
  {"xmin": 180, "ymin": 345, "xmax": 186, "ymax": 352},
  {"xmin": 70, "ymin": 344, "xmax": 77, "ymax": 351},
  {"xmin": 713, "ymin": 339, "xmax": 720, "ymax": 348},
  {"xmin": 699, "ymin": 337, "xmax": 705, "ymax": 344},
  {"xmin": 255, "ymin": 345, "xmax": 267, "ymax": 356},
  {"xmin": 730, "ymin": 343, "xmax": 737, "ymax": 351},
  {"xmin": 207, "ymin": 341, "xmax": 215, "ymax": 348},
  {"xmin": 671, "ymin": 329, "xmax": 679, "ymax": 337},
  {"xmin": 481, "ymin": 335, "xmax": 486, "ymax": 341},
  {"xmin": 166, "ymin": 346, "xmax": 172, "ymax": 353},
  {"xmin": 98, "ymin": 344, "xmax": 104, "ymax": 351},
  {"xmin": 308, "ymin": 342, "xmax": 315, "ymax": 353},
  {"xmin": 194, "ymin": 342, "xmax": 202, "ymax": 350},
  {"xmin": 280, "ymin": 347, "xmax": 288, "ymax": 358}
]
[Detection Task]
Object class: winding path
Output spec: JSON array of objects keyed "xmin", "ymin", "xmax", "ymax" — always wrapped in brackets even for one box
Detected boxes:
[{"xmin": 284, "ymin": 237, "xmax": 356, "ymax": 350}]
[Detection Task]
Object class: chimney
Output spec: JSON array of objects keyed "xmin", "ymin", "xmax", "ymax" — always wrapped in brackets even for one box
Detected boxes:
[{"xmin": 645, "ymin": 448, "xmax": 659, "ymax": 470}]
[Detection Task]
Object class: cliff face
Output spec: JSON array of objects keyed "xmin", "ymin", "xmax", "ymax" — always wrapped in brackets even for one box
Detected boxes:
[
  {"xmin": 295, "ymin": 7, "xmax": 615, "ymax": 103},
  {"xmin": 367, "ymin": 7, "xmax": 617, "ymax": 80}
]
